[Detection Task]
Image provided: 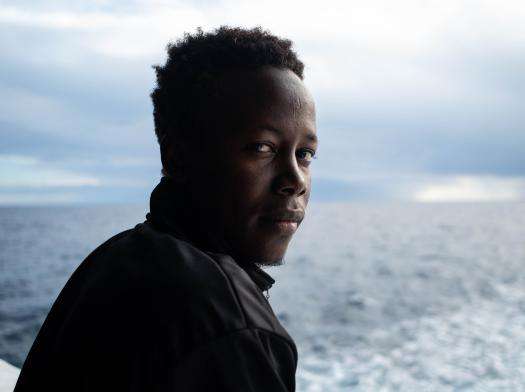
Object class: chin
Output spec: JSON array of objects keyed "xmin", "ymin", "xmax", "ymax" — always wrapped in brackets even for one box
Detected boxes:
[
  {"xmin": 254, "ymin": 256, "xmax": 284, "ymax": 267},
  {"xmin": 231, "ymin": 232, "xmax": 291, "ymax": 266},
  {"xmin": 252, "ymin": 246, "xmax": 288, "ymax": 267}
]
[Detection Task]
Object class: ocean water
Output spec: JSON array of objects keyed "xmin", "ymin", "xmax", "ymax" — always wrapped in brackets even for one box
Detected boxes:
[{"xmin": 1, "ymin": 203, "xmax": 524, "ymax": 391}]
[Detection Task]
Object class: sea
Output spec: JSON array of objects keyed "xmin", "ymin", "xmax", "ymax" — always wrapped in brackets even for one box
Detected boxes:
[{"xmin": 1, "ymin": 202, "xmax": 524, "ymax": 391}]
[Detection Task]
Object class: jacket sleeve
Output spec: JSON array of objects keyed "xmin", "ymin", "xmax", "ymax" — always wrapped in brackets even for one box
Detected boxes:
[
  {"xmin": 77, "ymin": 287, "xmax": 297, "ymax": 392},
  {"xmin": 80, "ymin": 325, "xmax": 296, "ymax": 392},
  {"xmin": 14, "ymin": 238, "xmax": 297, "ymax": 392},
  {"xmin": 164, "ymin": 328, "xmax": 297, "ymax": 392}
]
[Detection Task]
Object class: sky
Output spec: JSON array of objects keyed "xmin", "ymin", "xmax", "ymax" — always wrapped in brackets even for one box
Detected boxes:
[{"xmin": 1, "ymin": 0, "xmax": 524, "ymax": 205}]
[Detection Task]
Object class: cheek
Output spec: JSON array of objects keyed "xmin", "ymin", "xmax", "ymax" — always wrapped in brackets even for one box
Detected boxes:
[
  {"xmin": 228, "ymin": 159, "xmax": 272, "ymax": 195},
  {"xmin": 304, "ymin": 175, "xmax": 312, "ymax": 203},
  {"xmin": 224, "ymin": 167, "xmax": 272, "ymax": 223}
]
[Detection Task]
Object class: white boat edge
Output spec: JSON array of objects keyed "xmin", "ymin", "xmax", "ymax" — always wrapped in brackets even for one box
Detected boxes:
[{"xmin": 0, "ymin": 359, "xmax": 19, "ymax": 392}]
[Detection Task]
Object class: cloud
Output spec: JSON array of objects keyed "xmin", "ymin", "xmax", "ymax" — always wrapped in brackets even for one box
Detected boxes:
[
  {"xmin": 0, "ymin": 0, "xmax": 524, "ymax": 203},
  {"xmin": 0, "ymin": 4, "xmax": 206, "ymax": 58},
  {"xmin": 413, "ymin": 175, "xmax": 525, "ymax": 202},
  {"xmin": 0, "ymin": 192, "xmax": 78, "ymax": 205},
  {"xmin": 0, "ymin": 154, "xmax": 101, "ymax": 187},
  {"xmin": 0, "ymin": 152, "xmax": 160, "ymax": 204}
]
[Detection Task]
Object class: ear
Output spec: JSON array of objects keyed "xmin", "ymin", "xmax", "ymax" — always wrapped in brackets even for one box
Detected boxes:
[{"xmin": 163, "ymin": 141, "xmax": 190, "ymax": 183}]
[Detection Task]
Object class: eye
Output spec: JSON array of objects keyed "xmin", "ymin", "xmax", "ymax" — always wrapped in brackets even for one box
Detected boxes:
[
  {"xmin": 297, "ymin": 148, "xmax": 317, "ymax": 162},
  {"xmin": 249, "ymin": 142, "xmax": 275, "ymax": 153}
]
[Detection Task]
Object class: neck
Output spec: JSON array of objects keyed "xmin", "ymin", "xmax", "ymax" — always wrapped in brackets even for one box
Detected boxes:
[
  {"xmin": 147, "ymin": 176, "xmax": 276, "ymax": 291},
  {"xmin": 149, "ymin": 176, "xmax": 255, "ymax": 267}
]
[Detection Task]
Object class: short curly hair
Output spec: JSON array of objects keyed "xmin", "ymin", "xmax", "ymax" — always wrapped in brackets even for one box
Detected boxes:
[{"xmin": 150, "ymin": 25, "xmax": 305, "ymax": 177}]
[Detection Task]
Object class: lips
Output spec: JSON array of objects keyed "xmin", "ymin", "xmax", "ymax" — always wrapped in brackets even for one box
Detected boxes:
[
  {"xmin": 259, "ymin": 209, "xmax": 304, "ymax": 224},
  {"xmin": 259, "ymin": 209, "xmax": 304, "ymax": 235}
]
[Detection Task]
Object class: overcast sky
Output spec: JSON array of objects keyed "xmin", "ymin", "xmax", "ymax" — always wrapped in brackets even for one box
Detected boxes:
[{"xmin": 1, "ymin": 0, "xmax": 524, "ymax": 205}]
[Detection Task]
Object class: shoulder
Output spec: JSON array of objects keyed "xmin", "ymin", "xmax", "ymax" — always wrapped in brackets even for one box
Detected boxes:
[
  {"xmin": 73, "ymin": 221, "xmax": 223, "ymax": 293},
  {"xmin": 60, "ymin": 220, "xmax": 246, "ymax": 330},
  {"xmin": 60, "ymin": 221, "xmax": 248, "ymax": 354}
]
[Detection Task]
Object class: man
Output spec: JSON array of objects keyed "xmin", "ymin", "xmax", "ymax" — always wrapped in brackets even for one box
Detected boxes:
[{"xmin": 14, "ymin": 25, "xmax": 317, "ymax": 391}]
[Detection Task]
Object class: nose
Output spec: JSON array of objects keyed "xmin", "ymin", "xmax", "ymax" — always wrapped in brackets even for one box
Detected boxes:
[{"xmin": 274, "ymin": 153, "xmax": 308, "ymax": 197}]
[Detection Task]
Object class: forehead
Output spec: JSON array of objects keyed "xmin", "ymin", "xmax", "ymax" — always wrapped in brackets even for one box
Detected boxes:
[{"xmin": 213, "ymin": 66, "xmax": 316, "ymax": 138}]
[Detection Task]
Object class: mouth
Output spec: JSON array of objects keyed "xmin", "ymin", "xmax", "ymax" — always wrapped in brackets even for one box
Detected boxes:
[
  {"xmin": 259, "ymin": 210, "xmax": 304, "ymax": 235},
  {"xmin": 271, "ymin": 220, "xmax": 298, "ymax": 234}
]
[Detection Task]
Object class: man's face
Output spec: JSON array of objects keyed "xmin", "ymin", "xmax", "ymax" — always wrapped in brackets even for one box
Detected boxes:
[{"xmin": 186, "ymin": 66, "xmax": 317, "ymax": 266}]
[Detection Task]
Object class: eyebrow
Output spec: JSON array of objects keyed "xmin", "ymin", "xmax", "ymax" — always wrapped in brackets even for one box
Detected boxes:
[{"xmin": 256, "ymin": 125, "xmax": 318, "ymax": 144}]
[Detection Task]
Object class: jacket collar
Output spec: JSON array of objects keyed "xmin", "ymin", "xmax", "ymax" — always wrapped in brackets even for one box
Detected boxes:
[
  {"xmin": 240, "ymin": 264, "xmax": 275, "ymax": 292},
  {"xmin": 146, "ymin": 176, "xmax": 275, "ymax": 292}
]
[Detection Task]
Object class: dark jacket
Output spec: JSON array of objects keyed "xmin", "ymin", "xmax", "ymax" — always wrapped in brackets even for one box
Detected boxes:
[{"xmin": 14, "ymin": 177, "xmax": 298, "ymax": 391}]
